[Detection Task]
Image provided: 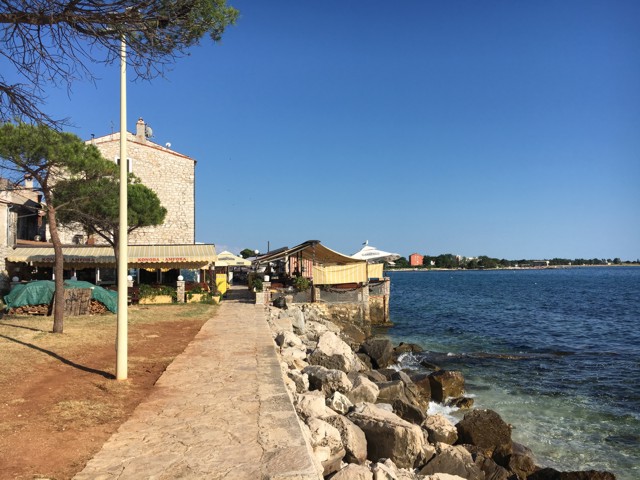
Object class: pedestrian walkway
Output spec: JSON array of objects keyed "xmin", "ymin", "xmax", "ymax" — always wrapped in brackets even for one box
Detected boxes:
[{"xmin": 75, "ymin": 286, "xmax": 320, "ymax": 480}]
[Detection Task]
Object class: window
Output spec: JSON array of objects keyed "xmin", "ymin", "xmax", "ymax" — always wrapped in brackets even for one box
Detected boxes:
[{"xmin": 114, "ymin": 157, "xmax": 133, "ymax": 173}]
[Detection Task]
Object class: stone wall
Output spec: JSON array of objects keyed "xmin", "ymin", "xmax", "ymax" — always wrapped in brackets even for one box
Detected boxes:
[
  {"xmin": 59, "ymin": 118, "xmax": 195, "ymax": 246},
  {"xmin": 369, "ymin": 296, "xmax": 390, "ymax": 325}
]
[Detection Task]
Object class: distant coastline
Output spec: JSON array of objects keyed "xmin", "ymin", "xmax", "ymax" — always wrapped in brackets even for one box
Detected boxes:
[{"xmin": 387, "ymin": 264, "xmax": 640, "ymax": 272}]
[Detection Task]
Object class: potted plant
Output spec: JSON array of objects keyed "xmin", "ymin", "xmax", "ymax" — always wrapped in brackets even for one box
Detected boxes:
[
  {"xmin": 293, "ymin": 275, "xmax": 310, "ymax": 292},
  {"xmin": 139, "ymin": 284, "xmax": 176, "ymax": 304}
]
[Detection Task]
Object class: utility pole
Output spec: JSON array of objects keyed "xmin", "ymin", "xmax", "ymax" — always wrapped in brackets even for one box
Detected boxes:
[{"xmin": 116, "ymin": 34, "xmax": 128, "ymax": 380}]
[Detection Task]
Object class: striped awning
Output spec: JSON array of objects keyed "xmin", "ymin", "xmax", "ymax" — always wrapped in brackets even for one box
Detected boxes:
[
  {"xmin": 7, "ymin": 244, "xmax": 217, "ymax": 269},
  {"xmin": 367, "ymin": 263, "xmax": 384, "ymax": 279},
  {"xmin": 312, "ymin": 263, "xmax": 368, "ymax": 285}
]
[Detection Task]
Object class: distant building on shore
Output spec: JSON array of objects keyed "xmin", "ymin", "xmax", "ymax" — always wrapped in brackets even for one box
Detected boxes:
[
  {"xmin": 532, "ymin": 260, "xmax": 550, "ymax": 267},
  {"xmin": 409, "ymin": 253, "xmax": 424, "ymax": 267}
]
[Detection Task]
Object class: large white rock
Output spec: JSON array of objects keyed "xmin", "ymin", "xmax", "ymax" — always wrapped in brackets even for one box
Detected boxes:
[
  {"xmin": 287, "ymin": 370, "xmax": 309, "ymax": 394},
  {"xmin": 332, "ymin": 463, "xmax": 374, "ymax": 480},
  {"xmin": 307, "ymin": 417, "xmax": 346, "ymax": 476},
  {"xmin": 419, "ymin": 444, "xmax": 484, "ymax": 480},
  {"xmin": 421, "ymin": 475, "xmax": 466, "ymax": 480},
  {"xmin": 347, "ymin": 403, "xmax": 426, "ymax": 469},
  {"xmin": 280, "ymin": 345, "xmax": 309, "ymax": 370},
  {"xmin": 371, "ymin": 458, "xmax": 423, "ymax": 480},
  {"xmin": 423, "ymin": 414, "xmax": 458, "ymax": 445},
  {"xmin": 289, "ymin": 305, "xmax": 306, "ymax": 333},
  {"xmin": 325, "ymin": 414, "xmax": 368, "ymax": 465},
  {"xmin": 275, "ymin": 330, "xmax": 304, "ymax": 348},
  {"xmin": 304, "ymin": 365, "xmax": 353, "ymax": 396},
  {"xmin": 327, "ymin": 391, "xmax": 354, "ymax": 415},
  {"xmin": 309, "ymin": 331, "xmax": 366, "ymax": 373},
  {"xmin": 347, "ymin": 374, "xmax": 380, "ymax": 404},
  {"xmin": 296, "ymin": 391, "xmax": 333, "ymax": 420}
]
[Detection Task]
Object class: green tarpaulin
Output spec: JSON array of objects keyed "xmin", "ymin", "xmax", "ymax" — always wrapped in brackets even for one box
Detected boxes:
[{"xmin": 4, "ymin": 280, "xmax": 118, "ymax": 313}]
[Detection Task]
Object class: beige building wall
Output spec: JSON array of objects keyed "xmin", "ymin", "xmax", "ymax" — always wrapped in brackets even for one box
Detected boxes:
[
  {"xmin": 0, "ymin": 179, "xmax": 42, "ymax": 289},
  {"xmin": 58, "ymin": 118, "xmax": 196, "ymax": 246}
]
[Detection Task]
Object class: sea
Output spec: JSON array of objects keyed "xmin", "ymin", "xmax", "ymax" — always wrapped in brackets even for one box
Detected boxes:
[{"xmin": 384, "ymin": 267, "xmax": 640, "ymax": 479}]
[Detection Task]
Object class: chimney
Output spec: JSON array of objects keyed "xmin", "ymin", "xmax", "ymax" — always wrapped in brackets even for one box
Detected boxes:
[{"xmin": 136, "ymin": 117, "xmax": 146, "ymax": 141}]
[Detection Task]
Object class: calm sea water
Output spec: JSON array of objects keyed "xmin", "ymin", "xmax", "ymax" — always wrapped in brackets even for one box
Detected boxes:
[{"xmin": 385, "ymin": 267, "xmax": 640, "ymax": 479}]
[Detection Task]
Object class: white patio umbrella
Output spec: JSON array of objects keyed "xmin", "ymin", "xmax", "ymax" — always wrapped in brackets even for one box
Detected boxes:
[
  {"xmin": 350, "ymin": 241, "xmax": 400, "ymax": 263},
  {"xmin": 216, "ymin": 251, "xmax": 252, "ymax": 267}
]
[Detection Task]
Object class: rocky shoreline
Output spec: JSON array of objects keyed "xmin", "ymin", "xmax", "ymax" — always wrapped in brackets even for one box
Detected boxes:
[{"xmin": 266, "ymin": 303, "xmax": 617, "ymax": 480}]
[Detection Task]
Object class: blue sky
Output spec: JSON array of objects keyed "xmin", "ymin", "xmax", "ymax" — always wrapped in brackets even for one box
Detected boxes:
[{"xmin": 30, "ymin": 1, "xmax": 640, "ymax": 260}]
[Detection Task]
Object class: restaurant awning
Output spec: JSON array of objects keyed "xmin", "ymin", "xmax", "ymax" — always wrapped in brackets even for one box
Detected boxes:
[
  {"xmin": 6, "ymin": 244, "xmax": 217, "ymax": 269},
  {"xmin": 256, "ymin": 240, "xmax": 364, "ymax": 266}
]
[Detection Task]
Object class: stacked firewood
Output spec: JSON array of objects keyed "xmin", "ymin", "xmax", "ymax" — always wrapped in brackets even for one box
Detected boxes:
[
  {"xmin": 8, "ymin": 300, "xmax": 110, "ymax": 315},
  {"xmin": 89, "ymin": 299, "xmax": 109, "ymax": 315},
  {"xmin": 7, "ymin": 304, "xmax": 49, "ymax": 315}
]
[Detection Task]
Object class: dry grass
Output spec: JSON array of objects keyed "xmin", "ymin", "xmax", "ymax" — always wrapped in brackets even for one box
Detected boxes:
[{"xmin": 0, "ymin": 303, "xmax": 217, "ymax": 388}]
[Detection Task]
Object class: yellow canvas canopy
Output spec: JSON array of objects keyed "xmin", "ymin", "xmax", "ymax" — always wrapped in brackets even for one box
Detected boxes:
[
  {"xmin": 7, "ymin": 244, "xmax": 217, "ymax": 269},
  {"xmin": 255, "ymin": 240, "xmax": 369, "ymax": 285}
]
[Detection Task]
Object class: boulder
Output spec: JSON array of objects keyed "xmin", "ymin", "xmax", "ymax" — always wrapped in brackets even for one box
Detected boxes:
[
  {"xmin": 274, "ymin": 330, "xmax": 303, "ymax": 348},
  {"xmin": 363, "ymin": 369, "xmax": 388, "ymax": 383},
  {"xmin": 375, "ymin": 380, "xmax": 405, "ymax": 404},
  {"xmin": 288, "ymin": 305, "xmax": 306, "ymax": 333},
  {"xmin": 347, "ymin": 375, "xmax": 380, "ymax": 404},
  {"xmin": 360, "ymin": 338, "xmax": 395, "ymax": 369},
  {"xmin": 421, "ymin": 475, "xmax": 467, "ymax": 480},
  {"xmin": 447, "ymin": 396, "xmax": 474, "ymax": 409},
  {"xmin": 428, "ymin": 370, "xmax": 465, "ymax": 403},
  {"xmin": 304, "ymin": 365, "xmax": 353, "ymax": 396},
  {"xmin": 393, "ymin": 342, "xmax": 424, "ymax": 357},
  {"xmin": 331, "ymin": 463, "xmax": 374, "ymax": 480},
  {"xmin": 347, "ymin": 402, "xmax": 426, "ymax": 469},
  {"xmin": 270, "ymin": 309, "xmax": 294, "ymax": 333},
  {"xmin": 376, "ymin": 368, "xmax": 399, "ymax": 380},
  {"xmin": 357, "ymin": 353, "xmax": 374, "ymax": 370},
  {"xmin": 473, "ymin": 453, "xmax": 510, "ymax": 480},
  {"xmin": 341, "ymin": 323, "xmax": 369, "ymax": 348},
  {"xmin": 455, "ymin": 409, "xmax": 512, "ymax": 456},
  {"xmin": 376, "ymin": 379, "xmax": 427, "ymax": 424},
  {"xmin": 280, "ymin": 346, "xmax": 308, "ymax": 370},
  {"xmin": 389, "ymin": 370, "xmax": 413, "ymax": 384},
  {"xmin": 399, "ymin": 376, "xmax": 429, "ymax": 415},
  {"xmin": 327, "ymin": 391, "xmax": 353, "ymax": 415},
  {"xmin": 492, "ymin": 441, "xmax": 536, "ymax": 478},
  {"xmin": 286, "ymin": 370, "xmax": 309, "ymax": 394},
  {"xmin": 419, "ymin": 444, "xmax": 484, "ymax": 480},
  {"xmin": 295, "ymin": 391, "xmax": 333, "ymax": 420},
  {"xmin": 423, "ymin": 414, "xmax": 458, "ymax": 445},
  {"xmin": 371, "ymin": 458, "xmax": 424, "ymax": 480},
  {"xmin": 408, "ymin": 372, "xmax": 432, "ymax": 404},
  {"xmin": 306, "ymin": 417, "xmax": 346, "ymax": 476},
  {"xmin": 527, "ymin": 468, "xmax": 616, "ymax": 480},
  {"xmin": 325, "ymin": 414, "xmax": 368, "ymax": 465},
  {"xmin": 390, "ymin": 391, "xmax": 427, "ymax": 424},
  {"xmin": 309, "ymin": 331, "xmax": 366, "ymax": 373}
]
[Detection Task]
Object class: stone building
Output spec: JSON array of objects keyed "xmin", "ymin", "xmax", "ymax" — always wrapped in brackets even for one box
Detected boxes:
[
  {"xmin": 59, "ymin": 117, "xmax": 195, "ymax": 245},
  {"xmin": 4, "ymin": 118, "xmax": 216, "ymax": 288},
  {"xmin": 0, "ymin": 177, "xmax": 47, "ymax": 289}
]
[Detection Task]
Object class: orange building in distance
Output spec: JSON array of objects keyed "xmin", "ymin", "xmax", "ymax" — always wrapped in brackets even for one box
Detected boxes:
[{"xmin": 409, "ymin": 253, "xmax": 424, "ymax": 267}]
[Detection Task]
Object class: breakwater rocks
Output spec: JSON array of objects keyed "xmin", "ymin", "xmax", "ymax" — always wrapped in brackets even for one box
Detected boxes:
[{"xmin": 266, "ymin": 304, "xmax": 617, "ymax": 480}]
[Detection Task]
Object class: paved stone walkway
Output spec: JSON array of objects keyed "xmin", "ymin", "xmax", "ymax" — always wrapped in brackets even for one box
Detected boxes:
[{"xmin": 75, "ymin": 286, "xmax": 320, "ymax": 480}]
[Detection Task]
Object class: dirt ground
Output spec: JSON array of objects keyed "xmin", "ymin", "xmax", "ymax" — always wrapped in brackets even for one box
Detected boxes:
[{"xmin": 0, "ymin": 303, "xmax": 217, "ymax": 480}]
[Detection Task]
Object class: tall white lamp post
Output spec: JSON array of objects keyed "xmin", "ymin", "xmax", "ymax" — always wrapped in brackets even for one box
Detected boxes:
[{"xmin": 116, "ymin": 34, "xmax": 129, "ymax": 380}]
